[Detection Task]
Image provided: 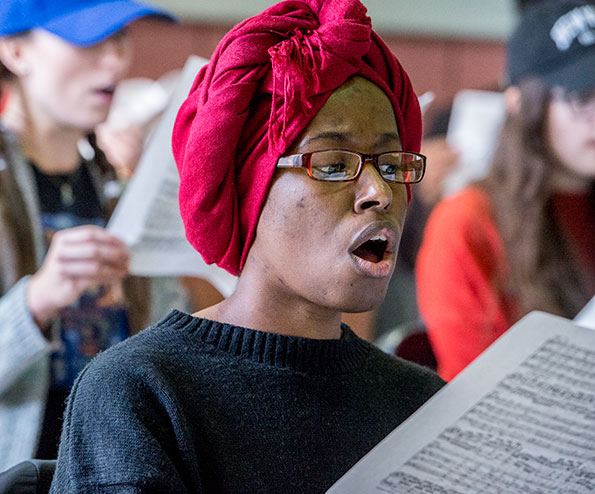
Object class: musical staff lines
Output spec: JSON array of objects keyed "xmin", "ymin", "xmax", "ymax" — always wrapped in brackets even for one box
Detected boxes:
[{"xmin": 376, "ymin": 336, "xmax": 595, "ymax": 493}]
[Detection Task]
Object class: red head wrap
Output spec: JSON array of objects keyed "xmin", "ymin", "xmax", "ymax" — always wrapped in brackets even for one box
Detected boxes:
[{"xmin": 173, "ymin": 0, "xmax": 422, "ymax": 276}]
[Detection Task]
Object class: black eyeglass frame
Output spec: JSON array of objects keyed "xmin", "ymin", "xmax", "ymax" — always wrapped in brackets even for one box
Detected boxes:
[{"xmin": 276, "ymin": 150, "xmax": 426, "ymax": 184}]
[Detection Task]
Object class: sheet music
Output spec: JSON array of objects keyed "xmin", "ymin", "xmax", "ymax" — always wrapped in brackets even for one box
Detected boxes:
[
  {"xmin": 328, "ymin": 312, "xmax": 595, "ymax": 493},
  {"xmin": 108, "ymin": 56, "xmax": 238, "ymax": 297}
]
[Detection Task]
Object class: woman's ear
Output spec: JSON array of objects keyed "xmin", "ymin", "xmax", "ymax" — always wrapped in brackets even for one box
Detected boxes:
[
  {"xmin": 504, "ymin": 85, "xmax": 522, "ymax": 116},
  {"xmin": 0, "ymin": 37, "xmax": 31, "ymax": 78}
]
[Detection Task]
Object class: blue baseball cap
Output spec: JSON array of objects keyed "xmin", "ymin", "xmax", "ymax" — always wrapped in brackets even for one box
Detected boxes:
[{"xmin": 0, "ymin": 0, "xmax": 176, "ymax": 47}]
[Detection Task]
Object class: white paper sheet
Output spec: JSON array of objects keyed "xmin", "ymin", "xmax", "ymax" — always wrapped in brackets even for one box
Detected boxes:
[
  {"xmin": 575, "ymin": 296, "xmax": 595, "ymax": 330},
  {"xmin": 442, "ymin": 89, "xmax": 506, "ymax": 197},
  {"xmin": 328, "ymin": 311, "xmax": 595, "ymax": 493},
  {"xmin": 418, "ymin": 91, "xmax": 435, "ymax": 114},
  {"xmin": 108, "ymin": 56, "xmax": 238, "ymax": 297}
]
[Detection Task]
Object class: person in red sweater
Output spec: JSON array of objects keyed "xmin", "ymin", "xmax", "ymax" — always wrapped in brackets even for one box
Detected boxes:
[{"xmin": 416, "ymin": 0, "xmax": 595, "ymax": 381}]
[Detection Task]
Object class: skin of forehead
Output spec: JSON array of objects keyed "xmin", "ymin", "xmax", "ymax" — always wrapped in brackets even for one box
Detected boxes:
[{"xmin": 289, "ymin": 75, "xmax": 402, "ymax": 154}]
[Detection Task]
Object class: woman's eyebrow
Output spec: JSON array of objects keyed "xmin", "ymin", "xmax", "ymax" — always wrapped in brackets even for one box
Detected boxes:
[
  {"xmin": 300, "ymin": 131, "xmax": 349, "ymax": 148},
  {"xmin": 300, "ymin": 131, "xmax": 401, "ymax": 149},
  {"xmin": 377, "ymin": 132, "xmax": 401, "ymax": 146}
]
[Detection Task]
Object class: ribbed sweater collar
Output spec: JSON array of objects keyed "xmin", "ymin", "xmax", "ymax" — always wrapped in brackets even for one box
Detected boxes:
[{"xmin": 160, "ymin": 310, "xmax": 372, "ymax": 376}]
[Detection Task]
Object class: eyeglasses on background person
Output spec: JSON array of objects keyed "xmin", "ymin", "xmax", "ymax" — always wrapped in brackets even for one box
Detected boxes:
[{"xmin": 277, "ymin": 150, "xmax": 426, "ymax": 183}]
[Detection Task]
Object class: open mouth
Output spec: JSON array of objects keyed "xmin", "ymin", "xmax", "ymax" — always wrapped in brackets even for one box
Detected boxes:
[{"xmin": 352, "ymin": 235, "xmax": 388, "ymax": 264}]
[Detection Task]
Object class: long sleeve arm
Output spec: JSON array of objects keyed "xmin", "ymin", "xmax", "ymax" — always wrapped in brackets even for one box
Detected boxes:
[
  {"xmin": 0, "ymin": 277, "xmax": 51, "ymax": 395},
  {"xmin": 415, "ymin": 188, "xmax": 517, "ymax": 381}
]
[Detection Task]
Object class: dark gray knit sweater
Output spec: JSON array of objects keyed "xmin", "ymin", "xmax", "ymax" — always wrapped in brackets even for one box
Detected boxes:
[{"xmin": 50, "ymin": 310, "xmax": 444, "ymax": 493}]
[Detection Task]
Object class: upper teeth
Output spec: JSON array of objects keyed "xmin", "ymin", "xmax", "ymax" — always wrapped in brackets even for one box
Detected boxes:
[{"xmin": 370, "ymin": 234, "xmax": 387, "ymax": 242}]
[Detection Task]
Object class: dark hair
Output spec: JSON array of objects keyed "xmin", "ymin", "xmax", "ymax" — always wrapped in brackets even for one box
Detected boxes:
[
  {"xmin": 0, "ymin": 62, "xmax": 12, "ymax": 82},
  {"xmin": 479, "ymin": 77, "xmax": 593, "ymax": 318},
  {"xmin": 0, "ymin": 133, "xmax": 37, "ymax": 291}
]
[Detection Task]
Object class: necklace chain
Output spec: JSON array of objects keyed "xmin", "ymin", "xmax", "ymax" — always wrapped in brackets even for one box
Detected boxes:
[{"xmin": 32, "ymin": 162, "xmax": 84, "ymax": 207}]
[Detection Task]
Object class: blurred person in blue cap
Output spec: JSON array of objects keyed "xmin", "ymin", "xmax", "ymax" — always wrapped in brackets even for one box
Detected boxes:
[
  {"xmin": 0, "ymin": 0, "xmax": 175, "ymax": 469},
  {"xmin": 417, "ymin": 0, "xmax": 595, "ymax": 381}
]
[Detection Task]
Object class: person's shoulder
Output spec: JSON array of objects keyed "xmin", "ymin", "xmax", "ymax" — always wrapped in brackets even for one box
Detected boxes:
[
  {"xmin": 424, "ymin": 186, "xmax": 497, "ymax": 246},
  {"xmin": 430, "ymin": 186, "xmax": 492, "ymax": 226},
  {"xmin": 77, "ymin": 310, "xmax": 195, "ymax": 388},
  {"xmin": 361, "ymin": 345, "xmax": 445, "ymax": 419},
  {"xmin": 364, "ymin": 343, "xmax": 445, "ymax": 394}
]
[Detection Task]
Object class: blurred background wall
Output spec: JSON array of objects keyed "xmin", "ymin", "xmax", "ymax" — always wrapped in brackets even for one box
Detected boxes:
[{"xmin": 127, "ymin": 0, "xmax": 518, "ymax": 108}]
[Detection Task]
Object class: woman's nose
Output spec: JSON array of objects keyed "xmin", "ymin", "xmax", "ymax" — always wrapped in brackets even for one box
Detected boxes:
[{"xmin": 353, "ymin": 162, "xmax": 393, "ymax": 213}]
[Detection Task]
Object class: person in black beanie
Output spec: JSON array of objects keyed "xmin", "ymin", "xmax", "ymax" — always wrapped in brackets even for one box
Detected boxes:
[{"xmin": 417, "ymin": 0, "xmax": 595, "ymax": 381}]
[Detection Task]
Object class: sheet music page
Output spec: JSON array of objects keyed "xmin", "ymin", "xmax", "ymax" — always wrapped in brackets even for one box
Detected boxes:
[
  {"xmin": 442, "ymin": 89, "xmax": 506, "ymax": 197},
  {"xmin": 328, "ymin": 312, "xmax": 595, "ymax": 494},
  {"xmin": 575, "ymin": 296, "xmax": 595, "ymax": 330},
  {"xmin": 108, "ymin": 56, "xmax": 237, "ymax": 297}
]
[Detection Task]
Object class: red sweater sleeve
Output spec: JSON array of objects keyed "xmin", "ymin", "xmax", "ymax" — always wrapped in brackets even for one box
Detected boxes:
[{"xmin": 415, "ymin": 188, "xmax": 517, "ymax": 381}]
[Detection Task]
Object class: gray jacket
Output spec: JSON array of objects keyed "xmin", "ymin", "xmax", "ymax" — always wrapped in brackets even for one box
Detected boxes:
[{"xmin": 0, "ymin": 128, "xmax": 58, "ymax": 470}]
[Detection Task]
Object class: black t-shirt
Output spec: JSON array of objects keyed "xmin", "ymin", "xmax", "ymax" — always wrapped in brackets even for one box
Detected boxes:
[{"xmin": 32, "ymin": 161, "xmax": 103, "ymax": 219}]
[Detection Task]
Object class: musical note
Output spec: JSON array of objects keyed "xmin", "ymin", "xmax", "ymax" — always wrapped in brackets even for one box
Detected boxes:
[{"xmin": 375, "ymin": 336, "xmax": 595, "ymax": 493}]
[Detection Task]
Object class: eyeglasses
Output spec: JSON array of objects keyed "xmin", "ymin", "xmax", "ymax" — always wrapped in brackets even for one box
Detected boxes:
[
  {"xmin": 552, "ymin": 87, "xmax": 595, "ymax": 119},
  {"xmin": 276, "ymin": 150, "xmax": 426, "ymax": 184}
]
